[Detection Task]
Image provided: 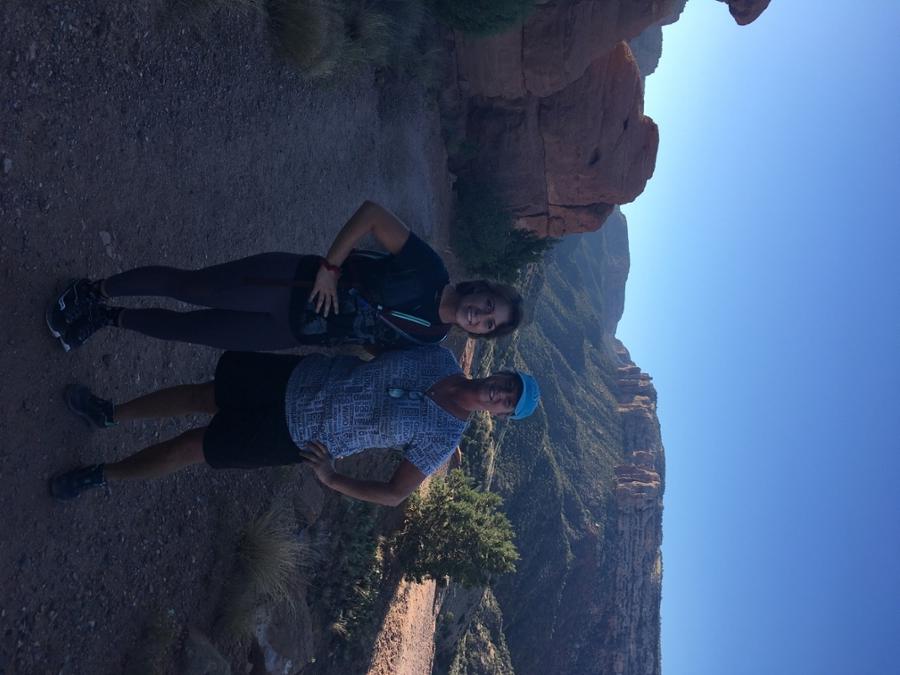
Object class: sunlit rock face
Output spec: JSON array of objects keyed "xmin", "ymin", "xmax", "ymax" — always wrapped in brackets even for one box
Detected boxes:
[
  {"xmin": 719, "ymin": 0, "xmax": 773, "ymax": 25},
  {"xmin": 462, "ymin": 42, "xmax": 657, "ymax": 238},
  {"xmin": 456, "ymin": 0, "xmax": 681, "ymax": 98}
]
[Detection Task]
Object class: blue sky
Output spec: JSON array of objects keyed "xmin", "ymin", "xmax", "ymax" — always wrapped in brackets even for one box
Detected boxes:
[{"xmin": 616, "ymin": 2, "xmax": 900, "ymax": 674}]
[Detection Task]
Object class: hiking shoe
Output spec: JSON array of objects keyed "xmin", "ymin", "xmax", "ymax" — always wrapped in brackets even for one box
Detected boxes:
[
  {"xmin": 49, "ymin": 464, "xmax": 106, "ymax": 501},
  {"xmin": 59, "ymin": 303, "xmax": 116, "ymax": 352},
  {"xmin": 45, "ymin": 278, "xmax": 103, "ymax": 339},
  {"xmin": 65, "ymin": 384, "xmax": 117, "ymax": 428}
]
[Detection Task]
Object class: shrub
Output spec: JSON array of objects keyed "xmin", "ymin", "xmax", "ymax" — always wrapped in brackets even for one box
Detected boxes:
[
  {"xmin": 217, "ymin": 507, "xmax": 313, "ymax": 637},
  {"xmin": 267, "ymin": 0, "xmax": 346, "ymax": 77},
  {"xmin": 394, "ymin": 469, "xmax": 519, "ymax": 587},
  {"xmin": 308, "ymin": 500, "xmax": 387, "ymax": 647},
  {"xmin": 452, "ymin": 178, "xmax": 556, "ymax": 283},
  {"xmin": 427, "ymin": 0, "xmax": 534, "ymax": 35}
]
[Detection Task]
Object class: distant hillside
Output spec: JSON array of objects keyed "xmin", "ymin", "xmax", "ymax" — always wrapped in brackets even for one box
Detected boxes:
[{"xmin": 437, "ymin": 211, "xmax": 665, "ymax": 675}]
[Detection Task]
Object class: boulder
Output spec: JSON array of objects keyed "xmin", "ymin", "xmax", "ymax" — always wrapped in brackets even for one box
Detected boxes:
[
  {"xmin": 466, "ymin": 42, "xmax": 657, "ymax": 238},
  {"xmin": 456, "ymin": 0, "xmax": 681, "ymax": 99},
  {"xmin": 719, "ymin": 0, "xmax": 773, "ymax": 25},
  {"xmin": 540, "ymin": 43, "xmax": 658, "ymax": 208}
]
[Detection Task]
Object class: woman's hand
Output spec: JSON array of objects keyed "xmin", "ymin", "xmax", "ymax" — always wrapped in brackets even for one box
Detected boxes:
[
  {"xmin": 308, "ymin": 264, "xmax": 339, "ymax": 317},
  {"xmin": 297, "ymin": 439, "xmax": 336, "ymax": 485}
]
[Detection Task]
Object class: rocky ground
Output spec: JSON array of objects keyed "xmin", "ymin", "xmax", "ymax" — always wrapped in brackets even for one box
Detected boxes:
[{"xmin": 0, "ymin": 1, "xmax": 452, "ymax": 673}]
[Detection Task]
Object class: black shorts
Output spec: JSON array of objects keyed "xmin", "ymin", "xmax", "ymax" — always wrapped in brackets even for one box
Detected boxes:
[{"xmin": 203, "ymin": 351, "xmax": 304, "ymax": 469}]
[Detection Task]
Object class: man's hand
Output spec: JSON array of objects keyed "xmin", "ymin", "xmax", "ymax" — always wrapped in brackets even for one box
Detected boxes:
[
  {"xmin": 308, "ymin": 264, "xmax": 339, "ymax": 317},
  {"xmin": 297, "ymin": 440, "xmax": 336, "ymax": 485}
]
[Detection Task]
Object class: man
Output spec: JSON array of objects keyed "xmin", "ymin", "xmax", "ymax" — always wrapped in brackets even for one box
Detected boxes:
[{"xmin": 50, "ymin": 346, "xmax": 540, "ymax": 505}]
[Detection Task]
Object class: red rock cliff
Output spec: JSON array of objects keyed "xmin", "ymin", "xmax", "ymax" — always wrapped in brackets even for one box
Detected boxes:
[
  {"xmin": 720, "ymin": 0, "xmax": 772, "ymax": 25},
  {"xmin": 449, "ymin": 1, "xmax": 676, "ymax": 237},
  {"xmin": 458, "ymin": 40, "xmax": 658, "ymax": 237},
  {"xmin": 609, "ymin": 338, "xmax": 665, "ymax": 675}
]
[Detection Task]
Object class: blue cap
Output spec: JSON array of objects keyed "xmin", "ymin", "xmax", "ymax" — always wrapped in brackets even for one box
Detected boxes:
[{"xmin": 511, "ymin": 371, "xmax": 540, "ymax": 420}]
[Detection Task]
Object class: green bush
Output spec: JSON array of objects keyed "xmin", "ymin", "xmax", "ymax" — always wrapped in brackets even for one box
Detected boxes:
[
  {"xmin": 452, "ymin": 178, "xmax": 556, "ymax": 283},
  {"xmin": 394, "ymin": 470, "xmax": 519, "ymax": 587},
  {"xmin": 427, "ymin": 0, "xmax": 534, "ymax": 35}
]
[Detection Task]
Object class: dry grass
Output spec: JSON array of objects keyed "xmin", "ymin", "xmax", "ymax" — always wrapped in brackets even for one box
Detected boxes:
[
  {"xmin": 268, "ymin": 0, "xmax": 346, "ymax": 77},
  {"xmin": 344, "ymin": 5, "xmax": 395, "ymax": 67},
  {"xmin": 174, "ymin": 0, "xmax": 266, "ymax": 19},
  {"xmin": 240, "ymin": 507, "xmax": 311, "ymax": 601},
  {"xmin": 217, "ymin": 506, "xmax": 316, "ymax": 637}
]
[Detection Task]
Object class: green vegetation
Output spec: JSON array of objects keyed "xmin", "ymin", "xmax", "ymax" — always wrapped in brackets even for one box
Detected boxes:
[
  {"xmin": 268, "ymin": 0, "xmax": 347, "ymax": 78},
  {"xmin": 458, "ymin": 410, "xmax": 494, "ymax": 486},
  {"xmin": 186, "ymin": 0, "xmax": 432, "ymax": 79},
  {"xmin": 447, "ymin": 589, "xmax": 515, "ymax": 675},
  {"xmin": 451, "ymin": 178, "xmax": 556, "ymax": 283},
  {"xmin": 394, "ymin": 470, "xmax": 519, "ymax": 588},
  {"xmin": 427, "ymin": 0, "xmax": 535, "ymax": 35},
  {"xmin": 308, "ymin": 500, "xmax": 387, "ymax": 648}
]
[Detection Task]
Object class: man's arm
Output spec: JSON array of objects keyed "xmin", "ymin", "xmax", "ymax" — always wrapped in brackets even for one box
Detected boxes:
[{"xmin": 297, "ymin": 441, "xmax": 427, "ymax": 507}]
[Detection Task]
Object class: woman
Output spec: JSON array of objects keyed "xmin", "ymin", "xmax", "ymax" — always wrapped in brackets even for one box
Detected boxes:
[{"xmin": 46, "ymin": 200, "xmax": 524, "ymax": 352}]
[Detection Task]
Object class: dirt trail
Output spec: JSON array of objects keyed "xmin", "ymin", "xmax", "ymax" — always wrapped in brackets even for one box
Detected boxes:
[{"xmin": 0, "ymin": 2, "xmax": 451, "ymax": 673}]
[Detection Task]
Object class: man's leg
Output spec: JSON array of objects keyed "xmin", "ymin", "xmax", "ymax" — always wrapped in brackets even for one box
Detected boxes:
[
  {"xmin": 115, "ymin": 382, "xmax": 217, "ymax": 422},
  {"xmin": 49, "ymin": 427, "xmax": 208, "ymax": 500},
  {"xmin": 105, "ymin": 427, "xmax": 207, "ymax": 481},
  {"xmin": 66, "ymin": 381, "xmax": 217, "ymax": 428}
]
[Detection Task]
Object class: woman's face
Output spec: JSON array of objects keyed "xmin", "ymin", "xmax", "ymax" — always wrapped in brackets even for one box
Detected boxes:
[{"xmin": 455, "ymin": 291, "xmax": 511, "ymax": 335}]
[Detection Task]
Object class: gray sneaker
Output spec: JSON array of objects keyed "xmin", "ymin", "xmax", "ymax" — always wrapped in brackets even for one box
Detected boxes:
[
  {"xmin": 46, "ymin": 279, "xmax": 102, "ymax": 340},
  {"xmin": 49, "ymin": 464, "xmax": 106, "ymax": 501},
  {"xmin": 65, "ymin": 384, "xmax": 117, "ymax": 428}
]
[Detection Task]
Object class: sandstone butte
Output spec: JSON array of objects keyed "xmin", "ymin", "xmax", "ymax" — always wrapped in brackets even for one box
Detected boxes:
[
  {"xmin": 453, "ymin": 0, "xmax": 774, "ymax": 237},
  {"xmin": 606, "ymin": 338, "xmax": 665, "ymax": 675}
]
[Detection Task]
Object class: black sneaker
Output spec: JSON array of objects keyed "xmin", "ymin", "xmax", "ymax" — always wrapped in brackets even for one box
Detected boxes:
[
  {"xmin": 65, "ymin": 384, "xmax": 117, "ymax": 428},
  {"xmin": 45, "ymin": 278, "xmax": 103, "ymax": 339},
  {"xmin": 59, "ymin": 303, "xmax": 117, "ymax": 352},
  {"xmin": 49, "ymin": 464, "xmax": 106, "ymax": 501}
]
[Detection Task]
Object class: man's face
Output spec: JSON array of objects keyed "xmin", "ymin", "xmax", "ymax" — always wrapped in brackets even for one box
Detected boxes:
[{"xmin": 465, "ymin": 373, "xmax": 521, "ymax": 417}]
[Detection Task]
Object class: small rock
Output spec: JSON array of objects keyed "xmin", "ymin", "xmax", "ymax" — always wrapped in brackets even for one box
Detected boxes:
[
  {"xmin": 99, "ymin": 230, "xmax": 112, "ymax": 246},
  {"xmin": 2, "ymin": 157, "xmax": 12, "ymax": 174}
]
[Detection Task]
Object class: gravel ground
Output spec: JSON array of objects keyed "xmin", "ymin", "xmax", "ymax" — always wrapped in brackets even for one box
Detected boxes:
[{"xmin": 0, "ymin": 1, "xmax": 452, "ymax": 672}]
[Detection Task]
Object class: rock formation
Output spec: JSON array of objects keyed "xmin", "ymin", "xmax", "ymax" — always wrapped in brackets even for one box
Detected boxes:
[
  {"xmin": 450, "ymin": 0, "xmax": 771, "ymax": 238},
  {"xmin": 608, "ymin": 339, "xmax": 665, "ymax": 675},
  {"xmin": 628, "ymin": 0, "xmax": 688, "ymax": 78},
  {"xmin": 455, "ymin": 0, "xmax": 682, "ymax": 99},
  {"xmin": 460, "ymin": 41, "xmax": 658, "ymax": 237},
  {"xmin": 719, "ymin": 0, "xmax": 773, "ymax": 25},
  {"xmin": 450, "ymin": 1, "xmax": 673, "ymax": 237}
]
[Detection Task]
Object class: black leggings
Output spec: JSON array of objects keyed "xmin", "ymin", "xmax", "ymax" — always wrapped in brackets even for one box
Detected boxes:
[{"xmin": 106, "ymin": 253, "xmax": 303, "ymax": 351}]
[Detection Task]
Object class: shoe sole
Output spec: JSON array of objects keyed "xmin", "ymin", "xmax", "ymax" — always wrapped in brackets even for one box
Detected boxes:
[{"xmin": 65, "ymin": 384, "xmax": 99, "ymax": 428}]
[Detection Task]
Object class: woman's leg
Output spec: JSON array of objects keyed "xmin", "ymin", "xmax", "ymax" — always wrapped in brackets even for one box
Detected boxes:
[
  {"xmin": 102, "ymin": 252, "xmax": 302, "ymax": 313},
  {"xmin": 118, "ymin": 307, "xmax": 300, "ymax": 351},
  {"xmin": 115, "ymin": 381, "xmax": 218, "ymax": 422},
  {"xmin": 104, "ymin": 427, "xmax": 208, "ymax": 481}
]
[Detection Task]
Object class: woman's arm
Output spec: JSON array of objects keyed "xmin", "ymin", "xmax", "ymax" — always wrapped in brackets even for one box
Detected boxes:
[
  {"xmin": 309, "ymin": 201, "xmax": 411, "ymax": 316},
  {"xmin": 297, "ymin": 440, "xmax": 426, "ymax": 507}
]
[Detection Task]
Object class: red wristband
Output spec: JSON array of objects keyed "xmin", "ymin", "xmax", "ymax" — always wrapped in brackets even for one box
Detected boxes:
[{"xmin": 320, "ymin": 258, "xmax": 341, "ymax": 277}]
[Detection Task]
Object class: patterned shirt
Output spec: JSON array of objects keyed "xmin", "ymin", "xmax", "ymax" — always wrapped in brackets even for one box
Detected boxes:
[{"xmin": 284, "ymin": 346, "xmax": 469, "ymax": 476}]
